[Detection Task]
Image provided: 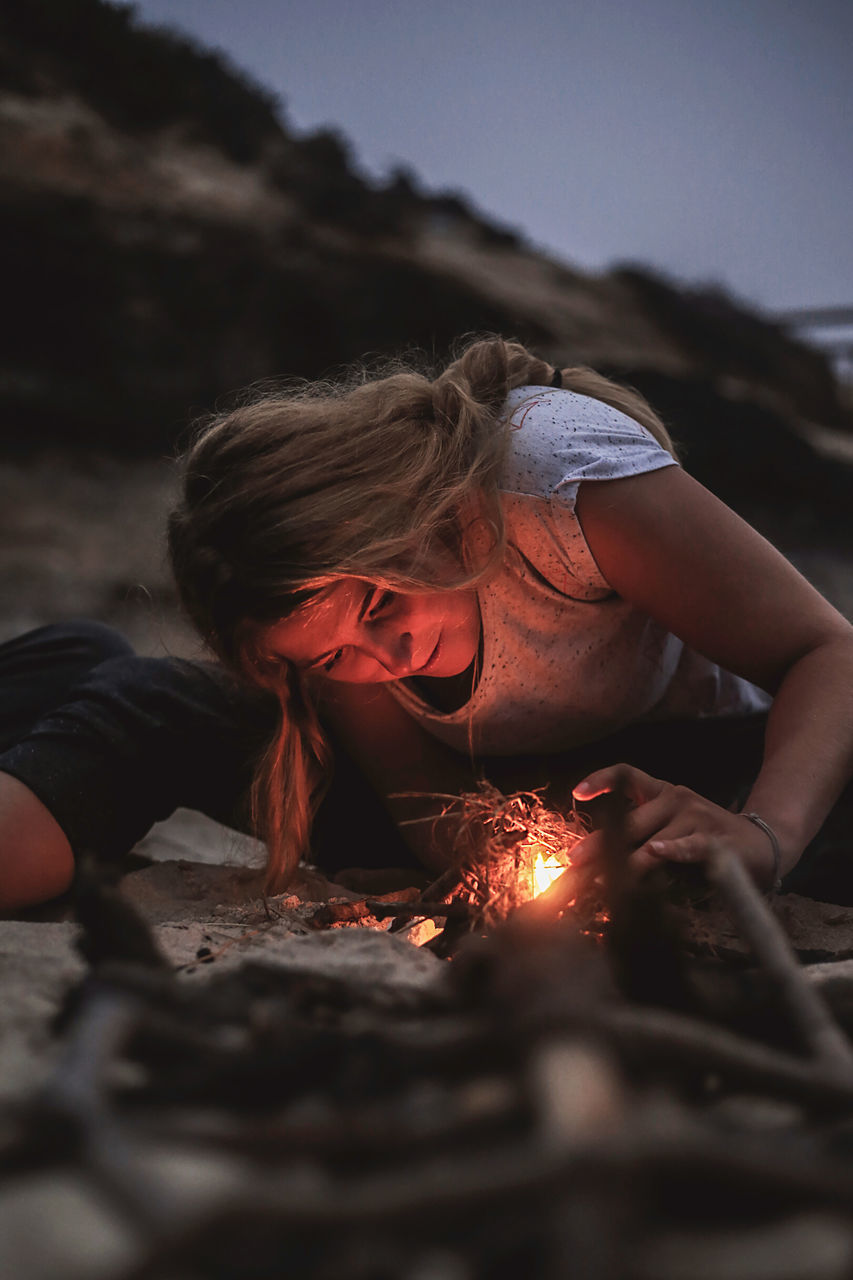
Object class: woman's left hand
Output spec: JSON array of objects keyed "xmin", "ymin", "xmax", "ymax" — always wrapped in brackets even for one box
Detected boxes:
[{"xmin": 570, "ymin": 764, "xmax": 778, "ymax": 889}]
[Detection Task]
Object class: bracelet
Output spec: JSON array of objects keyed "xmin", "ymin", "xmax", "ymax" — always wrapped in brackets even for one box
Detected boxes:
[{"xmin": 741, "ymin": 811, "xmax": 782, "ymax": 894}]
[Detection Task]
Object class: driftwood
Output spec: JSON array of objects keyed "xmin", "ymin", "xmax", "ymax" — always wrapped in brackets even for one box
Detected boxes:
[
  {"xmin": 6, "ymin": 800, "xmax": 853, "ymax": 1278},
  {"xmin": 708, "ymin": 848, "xmax": 853, "ymax": 1076}
]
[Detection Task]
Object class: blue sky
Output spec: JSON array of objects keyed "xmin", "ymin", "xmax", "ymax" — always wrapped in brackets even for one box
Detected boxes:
[{"xmin": 132, "ymin": 0, "xmax": 853, "ymax": 315}]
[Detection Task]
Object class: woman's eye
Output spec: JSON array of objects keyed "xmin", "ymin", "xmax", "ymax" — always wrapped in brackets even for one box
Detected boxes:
[
  {"xmin": 322, "ymin": 648, "xmax": 344, "ymax": 673},
  {"xmin": 367, "ymin": 589, "xmax": 394, "ymax": 620}
]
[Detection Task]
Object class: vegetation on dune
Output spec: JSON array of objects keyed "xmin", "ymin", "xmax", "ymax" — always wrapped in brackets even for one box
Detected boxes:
[
  {"xmin": 0, "ymin": 0, "xmax": 283, "ymax": 162},
  {"xmin": 0, "ymin": 0, "xmax": 849, "ymax": 547}
]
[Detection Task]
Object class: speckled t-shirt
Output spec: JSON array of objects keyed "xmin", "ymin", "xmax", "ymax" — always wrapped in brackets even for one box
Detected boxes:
[{"xmin": 390, "ymin": 386, "xmax": 770, "ymax": 755}]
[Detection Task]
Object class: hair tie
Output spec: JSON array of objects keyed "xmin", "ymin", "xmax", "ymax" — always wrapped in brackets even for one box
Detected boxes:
[{"xmin": 551, "ymin": 367, "xmax": 563, "ymax": 389}]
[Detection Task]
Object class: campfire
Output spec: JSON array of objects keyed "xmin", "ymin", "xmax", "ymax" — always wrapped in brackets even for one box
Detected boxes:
[
  {"xmin": 4, "ymin": 784, "xmax": 853, "ymax": 1280},
  {"xmin": 314, "ymin": 782, "xmax": 599, "ymax": 942},
  {"xmin": 450, "ymin": 781, "xmax": 586, "ymax": 919}
]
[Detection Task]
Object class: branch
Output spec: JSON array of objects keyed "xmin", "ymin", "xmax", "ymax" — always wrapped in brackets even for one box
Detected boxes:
[{"xmin": 708, "ymin": 848, "xmax": 853, "ymax": 1078}]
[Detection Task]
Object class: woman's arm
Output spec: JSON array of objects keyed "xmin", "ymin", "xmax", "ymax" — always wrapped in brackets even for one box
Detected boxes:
[
  {"xmin": 0, "ymin": 772, "xmax": 75, "ymax": 910},
  {"xmin": 0, "ymin": 655, "xmax": 280, "ymax": 910},
  {"xmin": 571, "ymin": 465, "xmax": 853, "ymax": 885}
]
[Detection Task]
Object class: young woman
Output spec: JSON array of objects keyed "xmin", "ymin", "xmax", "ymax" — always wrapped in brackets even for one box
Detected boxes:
[{"xmin": 2, "ymin": 338, "xmax": 852, "ymax": 910}]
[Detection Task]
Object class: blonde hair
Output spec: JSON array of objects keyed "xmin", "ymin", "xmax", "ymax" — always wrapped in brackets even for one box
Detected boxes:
[{"xmin": 168, "ymin": 336, "xmax": 674, "ymax": 890}]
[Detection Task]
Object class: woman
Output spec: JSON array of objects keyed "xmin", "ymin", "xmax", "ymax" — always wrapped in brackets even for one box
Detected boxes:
[{"xmin": 2, "ymin": 338, "xmax": 852, "ymax": 909}]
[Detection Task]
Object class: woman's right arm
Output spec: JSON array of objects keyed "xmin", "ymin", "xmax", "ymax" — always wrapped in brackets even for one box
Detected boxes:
[{"xmin": 0, "ymin": 772, "xmax": 74, "ymax": 910}]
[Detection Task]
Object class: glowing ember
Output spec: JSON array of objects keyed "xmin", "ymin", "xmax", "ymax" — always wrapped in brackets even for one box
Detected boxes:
[{"xmin": 532, "ymin": 848, "xmax": 570, "ymax": 897}]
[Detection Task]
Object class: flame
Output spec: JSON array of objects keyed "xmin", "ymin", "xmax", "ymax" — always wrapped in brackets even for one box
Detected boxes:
[{"xmin": 532, "ymin": 849, "xmax": 569, "ymax": 897}]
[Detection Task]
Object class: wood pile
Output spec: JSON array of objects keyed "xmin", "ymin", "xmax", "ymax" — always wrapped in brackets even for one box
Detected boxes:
[{"xmin": 5, "ymin": 819, "xmax": 853, "ymax": 1278}]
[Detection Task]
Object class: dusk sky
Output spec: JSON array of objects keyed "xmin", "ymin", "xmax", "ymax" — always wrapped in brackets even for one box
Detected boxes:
[{"xmin": 132, "ymin": 0, "xmax": 852, "ymax": 318}]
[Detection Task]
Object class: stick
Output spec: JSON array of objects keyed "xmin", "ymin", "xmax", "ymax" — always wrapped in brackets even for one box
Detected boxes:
[
  {"xmin": 117, "ymin": 1122, "xmax": 853, "ymax": 1276},
  {"xmin": 38, "ymin": 988, "xmax": 178, "ymax": 1230},
  {"xmin": 595, "ymin": 1003, "xmax": 853, "ymax": 1108},
  {"xmin": 511, "ymin": 861, "xmax": 600, "ymax": 926},
  {"xmin": 708, "ymin": 848, "xmax": 853, "ymax": 1077},
  {"xmin": 366, "ymin": 899, "xmax": 474, "ymax": 922},
  {"xmin": 310, "ymin": 899, "xmax": 473, "ymax": 927},
  {"xmin": 388, "ymin": 863, "xmax": 471, "ymax": 932},
  {"xmin": 309, "ymin": 900, "xmax": 374, "ymax": 926},
  {"xmin": 420, "ymin": 863, "xmax": 469, "ymax": 903}
]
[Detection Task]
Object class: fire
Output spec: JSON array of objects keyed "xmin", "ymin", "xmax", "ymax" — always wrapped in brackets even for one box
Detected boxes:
[{"xmin": 532, "ymin": 848, "xmax": 570, "ymax": 897}]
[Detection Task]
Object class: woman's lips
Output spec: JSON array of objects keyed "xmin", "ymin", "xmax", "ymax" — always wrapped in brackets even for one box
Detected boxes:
[{"xmin": 418, "ymin": 636, "xmax": 442, "ymax": 675}]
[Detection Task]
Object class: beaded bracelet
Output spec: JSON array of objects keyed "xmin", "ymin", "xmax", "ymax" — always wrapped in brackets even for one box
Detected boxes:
[{"xmin": 741, "ymin": 811, "xmax": 782, "ymax": 894}]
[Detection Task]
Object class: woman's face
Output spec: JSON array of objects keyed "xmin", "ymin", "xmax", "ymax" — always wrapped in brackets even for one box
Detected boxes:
[{"xmin": 263, "ymin": 579, "xmax": 481, "ymax": 684}]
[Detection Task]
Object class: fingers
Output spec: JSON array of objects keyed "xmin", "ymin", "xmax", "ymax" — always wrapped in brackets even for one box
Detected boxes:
[
  {"xmin": 571, "ymin": 790, "xmax": 776, "ymax": 887},
  {"xmin": 573, "ymin": 763, "xmax": 666, "ymax": 806},
  {"xmin": 621, "ymin": 791, "xmax": 681, "ymax": 847},
  {"xmin": 573, "ymin": 823, "xmax": 720, "ymax": 874},
  {"xmin": 571, "ymin": 804, "xmax": 705, "ymax": 869},
  {"xmin": 631, "ymin": 833, "xmax": 712, "ymax": 869},
  {"xmin": 569, "ymin": 775, "xmax": 674, "ymax": 868},
  {"xmin": 569, "ymin": 774, "xmax": 733, "ymax": 873}
]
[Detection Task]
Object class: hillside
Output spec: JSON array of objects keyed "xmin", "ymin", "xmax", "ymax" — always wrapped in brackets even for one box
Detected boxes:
[{"xmin": 1, "ymin": 0, "xmax": 851, "ymax": 540}]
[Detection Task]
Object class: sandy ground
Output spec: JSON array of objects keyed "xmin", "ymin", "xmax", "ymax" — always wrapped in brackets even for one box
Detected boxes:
[
  {"xmin": 0, "ymin": 811, "xmax": 440, "ymax": 1104},
  {"xmin": 0, "ymin": 452, "xmax": 199, "ymax": 656}
]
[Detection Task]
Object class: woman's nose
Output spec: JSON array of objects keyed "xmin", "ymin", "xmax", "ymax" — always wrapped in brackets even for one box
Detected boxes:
[{"xmin": 370, "ymin": 624, "xmax": 413, "ymax": 676}]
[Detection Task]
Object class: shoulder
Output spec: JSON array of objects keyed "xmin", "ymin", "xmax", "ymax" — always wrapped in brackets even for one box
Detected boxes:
[{"xmin": 498, "ymin": 386, "xmax": 677, "ymax": 501}]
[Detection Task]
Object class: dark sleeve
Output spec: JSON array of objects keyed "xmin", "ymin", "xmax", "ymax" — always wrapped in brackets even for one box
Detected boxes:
[{"xmin": 0, "ymin": 655, "xmax": 278, "ymax": 860}]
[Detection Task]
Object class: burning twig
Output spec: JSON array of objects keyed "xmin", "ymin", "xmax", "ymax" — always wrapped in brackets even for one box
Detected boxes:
[{"xmin": 310, "ymin": 899, "xmax": 475, "ymax": 928}]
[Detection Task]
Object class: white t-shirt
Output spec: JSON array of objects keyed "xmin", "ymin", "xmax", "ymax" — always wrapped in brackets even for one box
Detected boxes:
[{"xmin": 390, "ymin": 386, "xmax": 769, "ymax": 755}]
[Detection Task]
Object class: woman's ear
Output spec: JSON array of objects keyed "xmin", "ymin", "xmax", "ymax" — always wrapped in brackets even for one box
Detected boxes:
[
  {"xmin": 234, "ymin": 621, "xmax": 283, "ymax": 687},
  {"xmin": 457, "ymin": 496, "xmax": 500, "ymax": 575}
]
